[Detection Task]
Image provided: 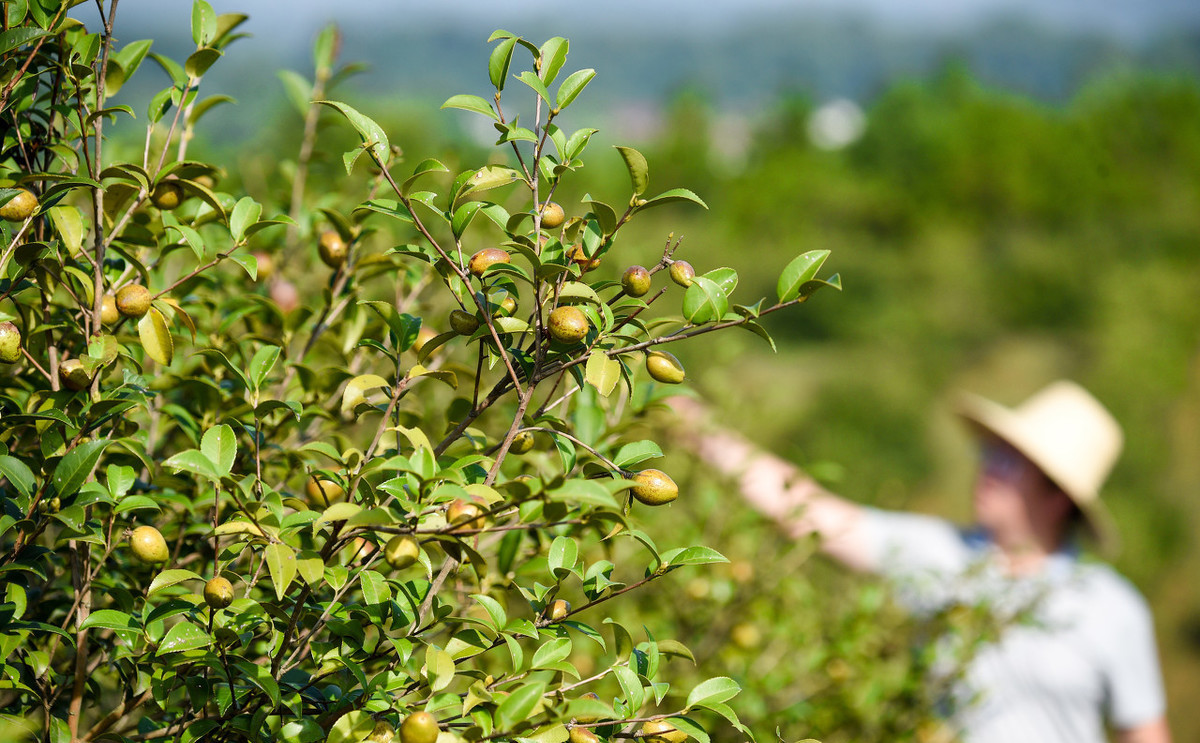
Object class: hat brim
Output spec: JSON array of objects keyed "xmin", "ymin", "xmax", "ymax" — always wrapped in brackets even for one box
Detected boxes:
[{"xmin": 954, "ymin": 392, "xmax": 1119, "ymax": 556}]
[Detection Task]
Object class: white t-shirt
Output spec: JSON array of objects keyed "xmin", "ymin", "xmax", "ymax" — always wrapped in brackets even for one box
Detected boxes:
[{"xmin": 859, "ymin": 508, "xmax": 1166, "ymax": 743}]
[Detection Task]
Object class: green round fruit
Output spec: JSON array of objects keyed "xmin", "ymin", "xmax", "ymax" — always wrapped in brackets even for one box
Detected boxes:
[
  {"xmin": 449, "ymin": 309, "xmax": 480, "ymax": 336},
  {"xmin": 548, "ymin": 599, "xmax": 571, "ymax": 621},
  {"xmin": 0, "ymin": 188, "xmax": 38, "ymax": 222},
  {"xmin": 130, "ymin": 525, "xmax": 169, "ymax": 564},
  {"xmin": 569, "ymin": 728, "xmax": 599, "ymax": 743},
  {"xmin": 668, "ymin": 260, "xmax": 695, "ymax": 287},
  {"xmin": 565, "ymin": 244, "xmax": 601, "ymax": 272},
  {"xmin": 641, "ymin": 720, "xmax": 687, "ymax": 743},
  {"xmin": 150, "ymin": 181, "xmax": 184, "ymax": 210},
  {"xmin": 468, "ymin": 248, "xmax": 510, "ymax": 277},
  {"xmin": 204, "ymin": 576, "xmax": 235, "ymax": 609},
  {"xmin": 645, "ymin": 350, "xmax": 685, "ymax": 384},
  {"xmin": 413, "ymin": 326, "xmax": 439, "ymax": 354},
  {"xmin": 306, "ymin": 475, "xmax": 345, "ymax": 506},
  {"xmin": 621, "ymin": 265, "xmax": 652, "ymax": 297},
  {"xmin": 367, "ymin": 721, "xmax": 397, "ymax": 743},
  {"xmin": 540, "ymin": 202, "xmax": 565, "ymax": 229},
  {"xmin": 0, "ymin": 322, "xmax": 21, "ymax": 364},
  {"xmin": 510, "ymin": 430, "xmax": 535, "ymax": 454},
  {"xmin": 384, "ymin": 535, "xmax": 420, "ymax": 570},
  {"xmin": 399, "ymin": 711, "xmax": 439, "ymax": 743},
  {"xmin": 318, "ymin": 230, "xmax": 348, "ymax": 269},
  {"xmin": 631, "ymin": 469, "xmax": 678, "ymax": 506},
  {"xmin": 548, "ymin": 306, "xmax": 588, "ymax": 344},
  {"xmin": 100, "ymin": 294, "xmax": 120, "ymax": 325},
  {"xmin": 115, "ymin": 284, "xmax": 151, "ymax": 319},
  {"xmin": 59, "ymin": 358, "xmax": 93, "ymax": 391},
  {"xmin": 446, "ymin": 499, "xmax": 488, "ymax": 533},
  {"xmin": 492, "ymin": 295, "xmax": 518, "ymax": 317}
]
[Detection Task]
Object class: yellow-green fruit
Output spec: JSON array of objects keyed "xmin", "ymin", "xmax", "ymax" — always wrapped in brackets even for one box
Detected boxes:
[
  {"xmin": 384, "ymin": 535, "xmax": 420, "ymax": 570},
  {"xmin": 367, "ymin": 721, "xmax": 397, "ymax": 743},
  {"xmin": 565, "ymin": 244, "xmax": 601, "ymax": 272},
  {"xmin": 0, "ymin": 322, "xmax": 21, "ymax": 364},
  {"xmin": 493, "ymin": 295, "xmax": 517, "ymax": 317},
  {"xmin": 668, "ymin": 260, "xmax": 695, "ymax": 287},
  {"xmin": 0, "ymin": 188, "xmax": 37, "ymax": 221},
  {"xmin": 548, "ymin": 306, "xmax": 588, "ymax": 344},
  {"xmin": 100, "ymin": 294, "xmax": 120, "ymax": 325},
  {"xmin": 510, "ymin": 430, "xmax": 535, "ymax": 454},
  {"xmin": 468, "ymin": 248, "xmax": 510, "ymax": 277},
  {"xmin": 449, "ymin": 309, "xmax": 480, "ymax": 336},
  {"xmin": 59, "ymin": 358, "xmax": 93, "ymax": 391},
  {"xmin": 631, "ymin": 469, "xmax": 678, "ymax": 506},
  {"xmin": 399, "ymin": 711, "xmax": 439, "ymax": 743},
  {"xmin": 193, "ymin": 173, "xmax": 217, "ymax": 190},
  {"xmin": 621, "ymin": 265, "xmax": 652, "ymax": 297},
  {"xmin": 306, "ymin": 475, "xmax": 345, "ymax": 505},
  {"xmin": 413, "ymin": 326, "xmax": 439, "ymax": 354},
  {"xmin": 150, "ymin": 181, "xmax": 184, "ymax": 210},
  {"xmin": 730, "ymin": 621, "xmax": 762, "ymax": 649},
  {"xmin": 318, "ymin": 230, "xmax": 348, "ymax": 269},
  {"xmin": 641, "ymin": 720, "xmax": 687, "ymax": 743},
  {"xmin": 645, "ymin": 350, "xmax": 685, "ymax": 384},
  {"xmin": 540, "ymin": 201, "xmax": 565, "ymax": 229},
  {"xmin": 548, "ymin": 599, "xmax": 571, "ymax": 621},
  {"xmin": 115, "ymin": 284, "xmax": 151, "ymax": 319},
  {"xmin": 569, "ymin": 728, "xmax": 600, "ymax": 743},
  {"xmin": 446, "ymin": 499, "xmax": 487, "ymax": 532},
  {"xmin": 204, "ymin": 576, "xmax": 235, "ymax": 609},
  {"xmin": 130, "ymin": 525, "xmax": 169, "ymax": 564}
]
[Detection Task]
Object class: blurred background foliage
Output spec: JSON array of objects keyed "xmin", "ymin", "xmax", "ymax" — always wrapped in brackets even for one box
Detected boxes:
[{"xmin": 124, "ymin": 7, "xmax": 1200, "ymax": 737}]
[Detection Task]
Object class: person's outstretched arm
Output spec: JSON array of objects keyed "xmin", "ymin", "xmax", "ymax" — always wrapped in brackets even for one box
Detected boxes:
[{"xmin": 672, "ymin": 398, "xmax": 877, "ymax": 571}]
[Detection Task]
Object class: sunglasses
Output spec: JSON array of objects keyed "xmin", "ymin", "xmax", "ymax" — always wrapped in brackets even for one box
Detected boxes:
[{"xmin": 979, "ymin": 442, "xmax": 1029, "ymax": 480}]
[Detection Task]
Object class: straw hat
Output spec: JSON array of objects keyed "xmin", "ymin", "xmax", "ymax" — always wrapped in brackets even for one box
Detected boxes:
[{"xmin": 955, "ymin": 380, "xmax": 1123, "ymax": 553}]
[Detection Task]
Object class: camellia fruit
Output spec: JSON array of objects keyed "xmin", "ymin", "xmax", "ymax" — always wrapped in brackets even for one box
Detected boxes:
[
  {"xmin": 399, "ymin": 711, "xmax": 439, "ymax": 743},
  {"xmin": 548, "ymin": 306, "xmax": 588, "ymax": 344},
  {"xmin": 540, "ymin": 201, "xmax": 565, "ymax": 229},
  {"xmin": 631, "ymin": 468, "xmax": 678, "ymax": 506},
  {"xmin": 565, "ymin": 244, "xmax": 601, "ymax": 272},
  {"xmin": 645, "ymin": 350, "xmax": 685, "ymax": 384},
  {"xmin": 468, "ymin": 248, "xmax": 510, "ymax": 277},
  {"xmin": 251, "ymin": 251, "xmax": 275, "ymax": 282},
  {"xmin": 641, "ymin": 720, "xmax": 687, "ymax": 743},
  {"xmin": 100, "ymin": 294, "xmax": 120, "ymax": 325},
  {"xmin": 306, "ymin": 475, "xmax": 345, "ymax": 505},
  {"xmin": 413, "ymin": 326, "xmax": 439, "ymax": 354},
  {"xmin": 384, "ymin": 535, "xmax": 420, "ymax": 570},
  {"xmin": 367, "ymin": 721, "xmax": 397, "ymax": 743},
  {"xmin": 130, "ymin": 525, "xmax": 169, "ymax": 564},
  {"xmin": 204, "ymin": 576, "xmax": 235, "ymax": 609},
  {"xmin": 548, "ymin": 599, "xmax": 571, "ymax": 621},
  {"xmin": 621, "ymin": 265, "xmax": 652, "ymax": 297},
  {"xmin": 0, "ymin": 188, "xmax": 38, "ymax": 222},
  {"xmin": 568, "ymin": 728, "xmax": 599, "ymax": 743},
  {"xmin": 115, "ymin": 284, "xmax": 152, "ymax": 319},
  {"xmin": 270, "ymin": 279, "xmax": 300, "ymax": 313},
  {"xmin": 0, "ymin": 322, "xmax": 21, "ymax": 363},
  {"xmin": 446, "ymin": 499, "xmax": 487, "ymax": 532},
  {"xmin": 150, "ymin": 181, "xmax": 184, "ymax": 210},
  {"xmin": 668, "ymin": 260, "xmax": 695, "ymax": 288},
  {"xmin": 492, "ymin": 295, "xmax": 517, "ymax": 317},
  {"xmin": 59, "ymin": 358, "xmax": 93, "ymax": 391},
  {"xmin": 318, "ymin": 230, "xmax": 348, "ymax": 269},
  {"xmin": 510, "ymin": 430, "xmax": 535, "ymax": 454},
  {"xmin": 449, "ymin": 309, "xmax": 480, "ymax": 336}
]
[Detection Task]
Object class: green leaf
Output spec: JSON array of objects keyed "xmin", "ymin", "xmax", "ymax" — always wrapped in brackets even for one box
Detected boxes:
[
  {"xmin": 277, "ymin": 70, "xmax": 312, "ymax": 116},
  {"xmin": 685, "ymin": 676, "xmax": 741, "ymax": 710},
  {"xmin": 682, "ymin": 276, "xmax": 729, "ymax": 324},
  {"xmin": 163, "ymin": 449, "xmax": 219, "ymax": 482},
  {"xmin": 0, "ymin": 456, "xmax": 35, "ymax": 498},
  {"xmin": 585, "ymin": 353, "xmax": 621, "ymax": 397},
  {"xmin": 656, "ymin": 639, "xmax": 696, "ymax": 663},
  {"xmin": 229, "ymin": 196, "xmax": 261, "ymax": 243},
  {"xmin": 0, "ymin": 28, "xmax": 52, "ymax": 58},
  {"xmin": 191, "ymin": 0, "xmax": 217, "ymax": 46},
  {"xmin": 459, "ymin": 165, "xmax": 521, "ymax": 199},
  {"xmin": 185, "ymin": 48, "xmax": 221, "ymax": 79},
  {"xmin": 614, "ymin": 146, "xmax": 649, "ymax": 195},
  {"xmin": 265, "ymin": 542, "xmax": 297, "ymax": 600},
  {"xmin": 441, "ymin": 94, "xmax": 499, "ymax": 122},
  {"xmin": 47, "ymin": 206, "xmax": 84, "ymax": 256},
  {"xmin": 425, "ymin": 646, "xmax": 456, "ymax": 693},
  {"xmin": 359, "ymin": 569, "xmax": 389, "ymax": 605},
  {"xmin": 233, "ymin": 660, "xmax": 282, "ymax": 707},
  {"xmin": 661, "ymin": 546, "xmax": 728, "ymax": 567},
  {"xmin": 200, "ymin": 424, "xmax": 236, "ymax": 476},
  {"xmin": 531, "ymin": 637, "xmax": 572, "ymax": 669},
  {"xmin": 403, "ymin": 158, "xmax": 449, "ymax": 195},
  {"xmin": 613, "ymin": 440, "xmax": 663, "ymax": 468},
  {"xmin": 555, "ymin": 68, "xmax": 595, "ymax": 111},
  {"xmin": 546, "ymin": 480, "xmax": 619, "ymax": 509},
  {"xmin": 777, "ymin": 249, "xmax": 831, "ymax": 302},
  {"xmin": 247, "ymin": 345, "xmax": 280, "ymax": 392},
  {"xmin": 138, "ymin": 307, "xmax": 174, "ymax": 365},
  {"xmin": 637, "ymin": 188, "xmax": 708, "ymax": 211},
  {"xmin": 313, "ymin": 23, "xmax": 339, "ymax": 73},
  {"xmin": 148, "ymin": 569, "xmax": 204, "ymax": 595},
  {"xmin": 341, "ymin": 374, "xmax": 391, "ymax": 416},
  {"xmin": 613, "ymin": 665, "xmax": 645, "ymax": 710},
  {"xmin": 495, "ymin": 681, "xmax": 546, "ymax": 731},
  {"xmin": 471, "ymin": 594, "xmax": 507, "ymax": 630},
  {"xmin": 52, "ymin": 440, "xmax": 110, "ymax": 499},
  {"xmin": 516, "ymin": 70, "xmax": 552, "ymax": 104},
  {"xmin": 547, "ymin": 536, "xmax": 577, "ymax": 578},
  {"xmin": 489, "ymin": 36, "xmax": 517, "ymax": 90},
  {"xmin": 538, "ymin": 37, "xmax": 569, "ymax": 84},
  {"xmin": 315, "ymin": 100, "xmax": 390, "ymax": 171},
  {"xmin": 79, "ymin": 609, "xmax": 138, "ymax": 632},
  {"xmin": 328, "ymin": 711, "xmax": 375, "ymax": 743}
]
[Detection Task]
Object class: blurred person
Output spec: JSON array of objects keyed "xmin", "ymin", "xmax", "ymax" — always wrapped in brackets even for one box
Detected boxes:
[{"xmin": 672, "ymin": 380, "xmax": 1170, "ymax": 743}]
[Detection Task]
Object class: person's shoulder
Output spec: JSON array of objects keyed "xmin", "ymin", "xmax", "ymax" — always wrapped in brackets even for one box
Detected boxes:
[{"xmin": 1067, "ymin": 558, "xmax": 1153, "ymax": 623}]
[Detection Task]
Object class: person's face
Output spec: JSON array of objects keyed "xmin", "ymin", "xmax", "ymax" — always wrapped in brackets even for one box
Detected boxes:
[{"xmin": 973, "ymin": 438, "xmax": 1074, "ymax": 548}]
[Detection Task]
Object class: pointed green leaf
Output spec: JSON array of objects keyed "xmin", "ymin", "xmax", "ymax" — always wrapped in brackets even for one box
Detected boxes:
[
  {"xmin": 495, "ymin": 681, "xmax": 547, "ymax": 731},
  {"xmin": 247, "ymin": 344, "xmax": 280, "ymax": 392},
  {"xmin": 138, "ymin": 307, "xmax": 174, "ymax": 365},
  {"xmin": 442, "ymin": 94, "xmax": 499, "ymax": 121},
  {"xmin": 555, "ymin": 68, "xmax": 594, "ymax": 111},
  {"xmin": 341, "ymin": 374, "xmax": 391, "ymax": 416},
  {"xmin": 148, "ymin": 569, "xmax": 204, "ymax": 595},
  {"xmin": 52, "ymin": 439, "xmax": 110, "ymax": 498},
  {"xmin": 682, "ymin": 275, "xmax": 729, "ymax": 324},
  {"xmin": 538, "ymin": 37, "xmax": 569, "ymax": 84},
  {"xmin": 315, "ymin": 100, "xmax": 390, "ymax": 170},
  {"xmin": 585, "ymin": 353, "xmax": 621, "ymax": 397},
  {"xmin": 229, "ymin": 196, "xmax": 261, "ymax": 243},
  {"xmin": 163, "ymin": 449, "xmax": 219, "ymax": 482},
  {"xmin": 637, "ymin": 188, "xmax": 707, "ymax": 211},
  {"xmin": 777, "ymin": 250, "xmax": 831, "ymax": 302},
  {"xmin": 685, "ymin": 676, "xmax": 741, "ymax": 710},
  {"xmin": 614, "ymin": 146, "xmax": 649, "ymax": 195},
  {"xmin": 158, "ymin": 620, "xmax": 211, "ymax": 654},
  {"xmin": 201, "ymin": 424, "xmax": 236, "ymax": 476},
  {"xmin": 191, "ymin": 0, "xmax": 217, "ymax": 46},
  {"xmin": 0, "ymin": 455, "xmax": 35, "ymax": 498},
  {"xmin": 489, "ymin": 35, "xmax": 518, "ymax": 90},
  {"xmin": 265, "ymin": 542, "xmax": 297, "ymax": 600}
]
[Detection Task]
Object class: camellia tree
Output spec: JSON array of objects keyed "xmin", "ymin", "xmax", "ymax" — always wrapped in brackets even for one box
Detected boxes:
[{"xmin": 0, "ymin": 2, "xmax": 840, "ymax": 742}]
